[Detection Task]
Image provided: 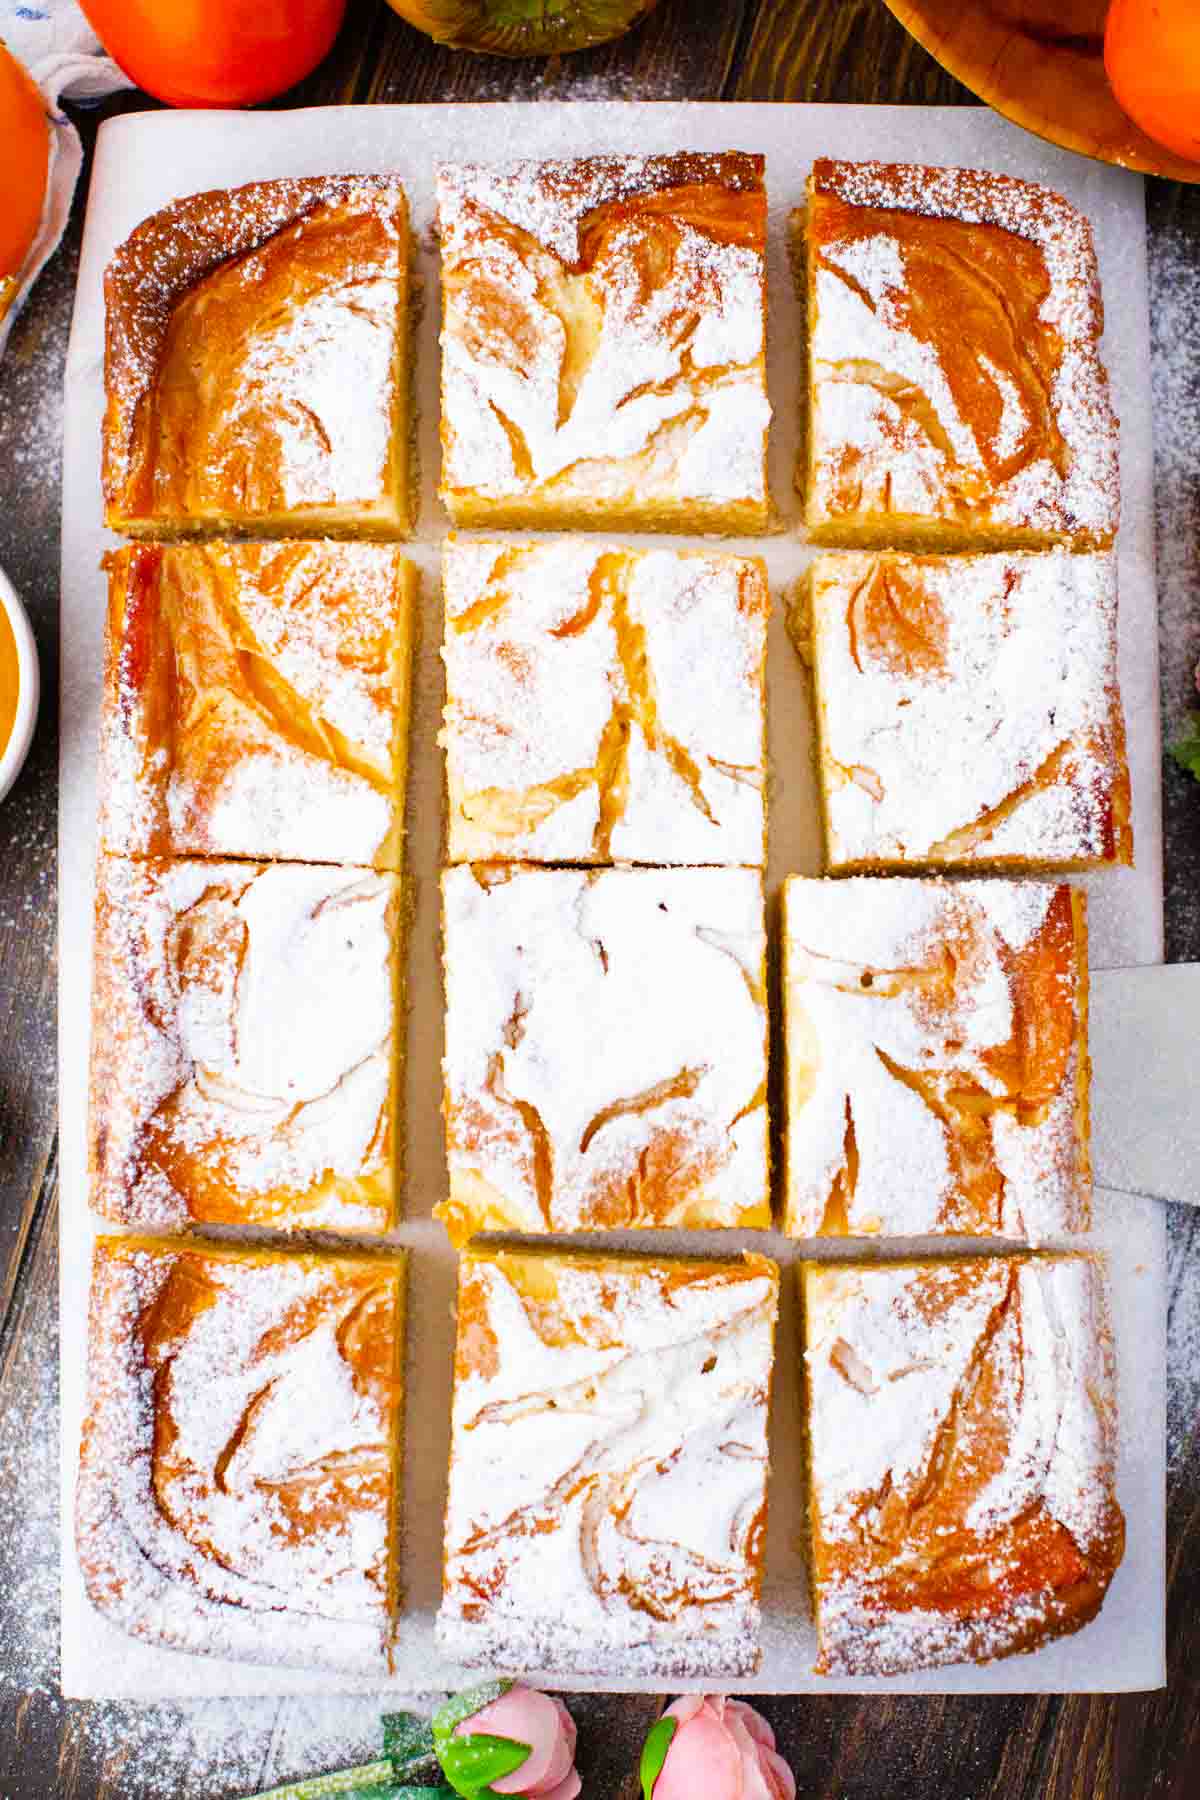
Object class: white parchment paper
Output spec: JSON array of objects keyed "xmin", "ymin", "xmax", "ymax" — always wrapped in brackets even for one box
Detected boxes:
[{"xmin": 59, "ymin": 103, "xmax": 1165, "ymax": 1699}]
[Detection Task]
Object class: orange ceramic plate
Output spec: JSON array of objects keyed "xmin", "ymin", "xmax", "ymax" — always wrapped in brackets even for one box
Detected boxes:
[{"xmin": 883, "ymin": 0, "xmax": 1200, "ymax": 182}]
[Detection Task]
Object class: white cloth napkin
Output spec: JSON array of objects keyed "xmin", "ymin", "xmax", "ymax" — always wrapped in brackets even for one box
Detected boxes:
[{"xmin": 1, "ymin": 0, "xmax": 131, "ymax": 352}]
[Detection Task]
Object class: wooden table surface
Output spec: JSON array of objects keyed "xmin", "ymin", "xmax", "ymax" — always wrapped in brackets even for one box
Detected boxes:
[{"xmin": 0, "ymin": 1, "xmax": 1197, "ymax": 1795}]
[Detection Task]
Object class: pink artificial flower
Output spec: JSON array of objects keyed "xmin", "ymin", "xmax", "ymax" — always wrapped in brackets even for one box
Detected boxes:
[
  {"xmin": 456, "ymin": 1685, "xmax": 581, "ymax": 1800},
  {"xmin": 652, "ymin": 1696, "xmax": 796, "ymax": 1800}
]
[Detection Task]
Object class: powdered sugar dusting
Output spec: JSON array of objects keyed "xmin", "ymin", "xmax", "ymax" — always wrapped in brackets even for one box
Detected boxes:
[
  {"xmin": 804, "ymin": 1255, "xmax": 1122, "ymax": 1675},
  {"xmin": 90, "ymin": 858, "xmax": 398, "ymax": 1230},
  {"xmin": 807, "ymin": 549, "xmax": 1128, "ymax": 868},
  {"xmin": 438, "ymin": 1251, "xmax": 778, "ymax": 1677},
  {"xmin": 784, "ymin": 878, "xmax": 1087, "ymax": 1239},
  {"xmin": 808, "ymin": 159, "xmax": 1119, "ymax": 544},
  {"xmin": 437, "ymin": 155, "xmax": 770, "ymax": 515},
  {"xmin": 77, "ymin": 1240, "xmax": 403, "ymax": 1673},
  {"xmin": 441, "ymin": 540, "xmax": 766, "ymax": 866},
  {"xmin": 0, "ymin": 1267, "xmax": 427, "ymax": 1792},
  {"xmin": 440, "ymin": 866, "xmax": 768, "ymax": 1236}
]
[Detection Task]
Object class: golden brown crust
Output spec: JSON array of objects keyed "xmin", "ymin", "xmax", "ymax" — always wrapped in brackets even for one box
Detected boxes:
[
  {"xmin": 103, "ymin": 175, "xmax": 410, "ymax": 537},
  {"xmin": 801, "ymin": 1253, "xmax": 1125, "ymax": 1676},
  {"xmin": 99, "ymin": 540, "xmax": 416, "ymax": 869},
  {"xmin": 802, "ymin": 160, "xmax": 1119, "ymax": 552},
  {"xmin": 76, "ymin": 1236, "xmax": 405, "ymax": 1673}
]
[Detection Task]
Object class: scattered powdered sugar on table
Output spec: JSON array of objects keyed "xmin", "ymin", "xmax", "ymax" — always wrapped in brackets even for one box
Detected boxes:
[
  {"xmin": 1149, "ymin": 212, "xmax": 1200, "ymax": 961},
  {"xmin": 1167, "ymin": 1209, "xmax": 1200, "ymax": 1475},
  {"xmin": 1149, "ymin": 218, "xmax": 1200, "ymax": 732},
  {"xmin": 1146, "ymin": 201, "xmax": 1200, "ymax": 1482}
]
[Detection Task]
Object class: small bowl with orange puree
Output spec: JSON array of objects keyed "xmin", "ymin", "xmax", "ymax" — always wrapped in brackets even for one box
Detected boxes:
[{"xmin": 0, "ymin": 565, "xmax": 38, "ymax": 802}]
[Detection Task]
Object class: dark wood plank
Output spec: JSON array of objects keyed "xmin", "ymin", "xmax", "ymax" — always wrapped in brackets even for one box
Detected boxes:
[
  {"xmin": 1147, "ymin": 177, "xmax": 1200, "ymax": 965},
  {"xmin": 733, "ymin": 0, "xmax": 975, "ymax": 104},
  {"xmin": 0, "ymin": 1172, "xmax": 68, "ymax": 1799},
  {"xmin": 0, "ymin": 183, "xmax": 74, "ymax": 1338},
  {"xmin": 283, "ymin": 0, "xmax": 392, "ymax": 107}
]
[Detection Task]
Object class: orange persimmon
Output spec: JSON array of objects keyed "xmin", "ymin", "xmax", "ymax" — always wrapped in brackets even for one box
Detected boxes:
[
  {"xmin": 0, "ymin": 42, "xmax": 50, "ymax": 291},
  {"xmin": 76, "ymin": 0, "xmax": 347, "ymax": 108},
  {"xmin": 1105, "ymin": 0, "xmax": 1200, "ymax": 164}
]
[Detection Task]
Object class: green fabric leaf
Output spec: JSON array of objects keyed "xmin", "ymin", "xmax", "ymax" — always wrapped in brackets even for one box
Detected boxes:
[
  {"xmin": 1170, "ymin": 712, "xmax": 1200, "ymax": 782},
  {"xmin": 435, "ymin": 1731, "xmax": 531, "ymax": 1799},
  {"xmin": 382, "ymin": 1713, "xmax": 439, "ymax": 1782},
  {"xmin": 246, "ymin": 1761, "xmax": 401, "ymax": 1799},
  {"xmin": 640, "ymin": 1716, "xmax": 678, "ymax": 1800},
  {"xmin": 431, "ymin": 1680, "xmax": 511, "ymax": 1741},
  {"xmin": 431, "ymin": 1683, "xmax": 523, "ymax": 1797}
]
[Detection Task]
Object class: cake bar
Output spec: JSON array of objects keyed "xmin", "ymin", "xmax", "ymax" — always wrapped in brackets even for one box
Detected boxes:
[
  {"xmin": 100, "ymin": 541, "xmax": 416, "ymax": 870},
  {"xmin": 441, "ymin": 539, "xmax": 768, "ymax": 866},
  {"xmin": 89, "ymin": 857, "xmax": 401, "ymax": 1232},
  {"xmin": 438, "ymin": 864, "xmax": 770, "ymax": 1242},
  {"xmin": 783, "ymin": 877, "xmax": 1091, "ymax": 1239},
  {"xmin": 797, "ymin": 549, "xmax": 1132, "ymax": 872},
  {"xmin": 103, "ymin": 175, "xmax": 412, "ymax": 538},
  {"xmin": 437, "ymin": 1247, "xmax": 779, "ymax": 1678},
  {"xmin": 77, "ymin": 1236, "xmax": 405, "ymax": 1673},
  {"xmin": 801, "ymin": 1253, "xmax": 1125, "ymax": 1675},
  {"xmin": 437, "ymin": 153, "xmax": 771, "ymax": 533},
  {"xmin": 800, "ymin": 157, "xmax": 1119, "ymax": 551}
]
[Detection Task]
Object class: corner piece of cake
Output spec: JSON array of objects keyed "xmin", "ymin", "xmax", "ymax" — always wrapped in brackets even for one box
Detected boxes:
[
  {"xmin": 800, "ymin": 158, "xmax": 1119, "ymax": 551},
  {"xmin": 796, "ymin": 548, "xmax": 1132, "ymax": 872},
  {"xmin": 103, "ymin": 175, "xmax": 412, "ymax": 538},
  {"xmin": 100, "ymin": 541, "xmax": 416, "ymax": 870},
  {"xmin": 436, "ymin": 153, "xmax": 771, "ymax": 533},
  {"xmin": 801, "ymin": 1253, "xmax": 1125, "ymax": 1676},
  {"xmin": 437, "ymin": 1248, "xmax": 779, "ymax": 1679},
  {"xmin": 437, "ymin": 864, "xmax": 770, "ymax": 1243},
  {"xmin": 783, "ymin": 877, "xmax": 1091, "ymax": 1239},
  {"xmin": 440, "ymin": 538, "xmax": 768, "ymax": 866},
  {"xmin": 89, "ymin": 857, "xmax": 401, "ymax": 1231},
  {"xmin": 77, "ymin": 1237, "xmax": 405, "ymax": 1673}
]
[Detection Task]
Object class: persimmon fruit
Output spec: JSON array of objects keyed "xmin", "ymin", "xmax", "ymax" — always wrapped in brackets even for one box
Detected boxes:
[
  {"xmin": 383, "ymin": 0, "xmax": 660, "ymax": 56},
  {"xmin": 76, "ymin": 0, "xmax": 347, "ymax": 108},
  {"xmin": 1105, "ymin": 0, "xmax": 1200, "ymax": 164},
  {"xmin": 0, "ymin": 42, "xmax": 50, "ymax": 290}
]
